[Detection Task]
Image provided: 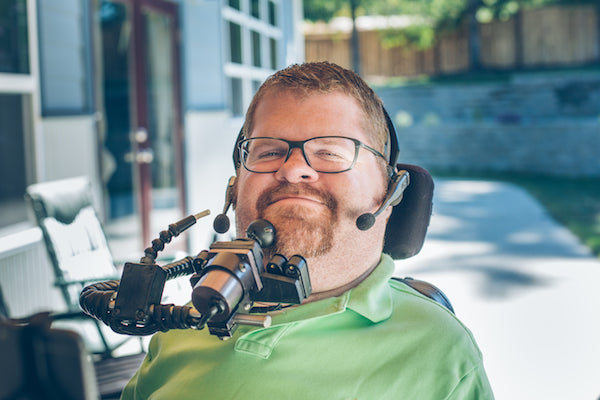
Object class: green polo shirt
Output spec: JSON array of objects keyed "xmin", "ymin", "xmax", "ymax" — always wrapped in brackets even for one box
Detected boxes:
[{"xmin": 121, "ymin": 254, "xmax": 493, "ymax": 399}]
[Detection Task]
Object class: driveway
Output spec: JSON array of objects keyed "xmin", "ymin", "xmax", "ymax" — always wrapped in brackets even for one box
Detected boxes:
[{"xmin": 395, "ymin": 178, "xmax": 600, "ymax": 400}]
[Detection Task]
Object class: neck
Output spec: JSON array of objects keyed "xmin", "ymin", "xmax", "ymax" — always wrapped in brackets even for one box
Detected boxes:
[
  {"xmin": 254, "ymin": 256, "xmax": 379, "ymax": 312},
  {"xmin": 300, "ymin": 225, "xmax": 385, "ymax": 298},
  {"xmin": 304, "ymin": 258, "xmax": 379, "ymax": 302}
]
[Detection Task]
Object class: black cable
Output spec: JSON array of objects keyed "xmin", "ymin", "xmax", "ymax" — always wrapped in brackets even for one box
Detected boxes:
[
  {"xmin": 162, "ymin": 256, "xmax": 195, "ymax": 279},
  {"xmin": 79, "ymin": 280, "xmax": 119, "ymax": 326},
  {"xmin": 79, "ymin": 280, "xmax": 205, "ymax": 335},
  {"xmin": 140, "ymin": 211, "xmax": 209, "ymax": 264}
]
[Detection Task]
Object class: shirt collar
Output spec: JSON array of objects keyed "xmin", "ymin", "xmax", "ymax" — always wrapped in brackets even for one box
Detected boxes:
[
  {"xmin": 345, "ymin": 253, "xmax": 395, "ymax": 323},
  {"xmin": 269, "ymin": 253, "xmax": 395, "ymax": 325},
  {"xmin": 234, "ymin": 254, "xmax": 395, "ymax": 358}
]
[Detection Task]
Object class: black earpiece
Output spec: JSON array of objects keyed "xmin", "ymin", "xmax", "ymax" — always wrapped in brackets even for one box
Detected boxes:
[
  {"xmin": 355, "ymin": 106, "xmax": 406, "ymax": 231},
  {"xmin": 233, "ymin": 128, "xmax": 244, "ymax": 170},
  {"xmin": 213, "ymin": 176, "xmax": 236, "ymax": 234},
  {"xmin": 381, "ymin": 107, "xmax": 400, "ymax": 168}
]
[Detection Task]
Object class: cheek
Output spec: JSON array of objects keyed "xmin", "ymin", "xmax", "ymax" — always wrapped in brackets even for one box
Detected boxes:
[
  {"xmin": 367, "ymin": 165, "xmax": 390, "ymax": 200},
  {"xmin": 336, "ymin": 170, "xmax": 387, "ymax": 210},
  {"xmin": 233, "ymin": 174, "xmax": 264, "ymax": 231}
]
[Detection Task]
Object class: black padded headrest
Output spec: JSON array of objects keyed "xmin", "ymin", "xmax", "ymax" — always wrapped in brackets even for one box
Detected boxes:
[
  {"xmin": 383, "ymin": 164, "xmax": 434, "ymax": 260},
  {"xmin": 26, "ymin": 177, "xmax": 93, "ymax": 225}
]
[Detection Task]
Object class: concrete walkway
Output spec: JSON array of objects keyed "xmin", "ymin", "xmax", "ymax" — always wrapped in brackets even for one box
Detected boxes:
[{"xmin": 395, "ymin": 178, "xmax": 600, "ymax": 400}]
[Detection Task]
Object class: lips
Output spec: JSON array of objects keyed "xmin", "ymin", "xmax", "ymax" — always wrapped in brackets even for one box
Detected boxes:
[
  {"xmin": 256, "ymin": 183, "xmax": 337, "ymax": 215},
  {"xmin": 268, "ymin": 194, "xmax": 324, "ymax": 207}
]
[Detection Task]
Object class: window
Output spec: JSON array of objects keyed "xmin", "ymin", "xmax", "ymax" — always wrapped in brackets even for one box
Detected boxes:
[
  {"xmin": 228, "ymin": 0, "xmax": 240, "ymax": 11},
  {"xmin": 268, "ymin": 1, "xmax": 277, "ymax": 26},
  {"xmin": 223, "ymin": 0, "xmax": 283, "ymax": 116},
  {"xmin": 270, "ymin": 37, "xmax": 277, "ymax": 69},
  {"xmin": 37, "ymin": 0, "xmax": 93, "ymax": 114},
  {"xmin": 0, "ymin": 94, "xmax": 30, "ymax": 229},
  {"xmin": 230, "ymin": 77, "xmax": 243, "ymax": 117},
  {"xmin": 0, "ymin": 0, "xmax": 29, "ymax": 74},
  {"xmin": 0, "ymin": 0, "xmax": 34, "ymax": 231},
  {"xmin": 252, "ymin": 30, "xmax": 261, "ymax": 67},
  {"xmin": 229, "ymin": 22, "xmax": 242, "ymax": 64},
  {"xmin": 251, "ymin": 0, "xmax": 260, "ymax": 19}
]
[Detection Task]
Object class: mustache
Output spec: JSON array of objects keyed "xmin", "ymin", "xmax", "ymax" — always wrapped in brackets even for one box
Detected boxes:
[{"xmin": 256, "ymin": 183, "xmax": 337, "ymax": 214}]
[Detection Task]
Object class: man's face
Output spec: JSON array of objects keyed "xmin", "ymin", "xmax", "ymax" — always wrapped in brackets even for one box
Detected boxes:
[{"xmin": 234, "ymin": 89, "xmax": 388, "ymax": 261}]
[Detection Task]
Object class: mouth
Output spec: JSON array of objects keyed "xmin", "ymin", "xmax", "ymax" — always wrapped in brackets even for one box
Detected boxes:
[
  {"xmin": 268, "ymin": 195, "xmax": 325, "ymax": 207},
  {"xmin": 256, "ymin": 184, "xmax": 338, "ymax": 217}
]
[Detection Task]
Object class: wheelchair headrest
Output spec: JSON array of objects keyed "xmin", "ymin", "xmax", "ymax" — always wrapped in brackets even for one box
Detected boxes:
[
  {"xmin": 26, "ymin": 177, "xmax": 93, "ymax": 225},
  {"xmin": 383, "ymin": 164, "xmax": 434, "ymax": 260}
]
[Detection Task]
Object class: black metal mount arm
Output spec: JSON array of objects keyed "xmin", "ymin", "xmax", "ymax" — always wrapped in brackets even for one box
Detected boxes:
[{"xmin": 79, "ymin": 216, "xmax": 311, "ymax": 340}]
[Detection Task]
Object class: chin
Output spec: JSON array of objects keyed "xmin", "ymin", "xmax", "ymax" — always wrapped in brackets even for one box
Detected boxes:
[{"xmin": 263, "ymin": 206, "xmax": 335, "ymax": 259}]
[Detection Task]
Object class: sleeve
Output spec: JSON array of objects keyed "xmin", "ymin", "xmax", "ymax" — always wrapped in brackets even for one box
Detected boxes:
[{"xmin": 446, "ymin": 364, "xmax": 495, "ymax": 400}]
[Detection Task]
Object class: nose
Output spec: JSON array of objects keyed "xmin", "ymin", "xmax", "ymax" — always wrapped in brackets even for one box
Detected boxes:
[{"xmin": 274, "ymin": 148, "xmax": 319, "ymax": 183}]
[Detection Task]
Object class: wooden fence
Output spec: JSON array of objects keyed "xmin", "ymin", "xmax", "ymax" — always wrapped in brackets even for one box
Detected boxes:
[{"xmin": 305, "ymin": 4, "xmax": 600, "ymax": 78}]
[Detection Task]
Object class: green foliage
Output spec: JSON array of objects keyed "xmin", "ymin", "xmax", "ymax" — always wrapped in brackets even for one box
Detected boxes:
[
  {"xmin": 303, "ymin": 0, "xmax": 594, "ymax": 51},
  {"xmin": 364, "ymin": 0, "xmax": 473, "ymax": 50},
  {"xmin": 379, "ymin": 25, "xmax": 436, "ymax": 50},
  {"xmin": 302, "ymin": 0, "xmax": 347, "ymax": 22}
]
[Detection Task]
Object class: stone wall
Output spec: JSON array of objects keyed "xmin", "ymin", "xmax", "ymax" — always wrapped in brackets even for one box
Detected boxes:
[{"xmin": 376, "ymin": 71, "xmax": 600, "ymax": 177}]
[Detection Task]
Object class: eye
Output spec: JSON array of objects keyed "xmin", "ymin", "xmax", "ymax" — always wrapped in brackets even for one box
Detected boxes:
[
  {"xmin": 313, "ymin": 148, "xmax": 346, "ymax": 160},
  {"xmin": 247, "ymin": 140, "xmax": 288, "ymax": 162},
  {"xmin": 255, "ymin": 148, "xmax": 286, "ymax": 160},
  {"xmin": 309, "ymin": 140, "xmax": 354, "ymax": 162}
]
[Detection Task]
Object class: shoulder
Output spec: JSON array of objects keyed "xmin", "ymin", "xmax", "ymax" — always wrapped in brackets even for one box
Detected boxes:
[
  {"xmin": 386, "ymin": 277, "xmax": 483, "ymax": 356},
  {"xmin": 363, "ymin": 278, "xmax": 493, "ymax": 398},
  {"xmin": 390, "ymin": 276, "xmax": 455, "ymax": 313},
  {"xmin": 388, "ymin": 277, "xmax": 454, "ymax": 315}
]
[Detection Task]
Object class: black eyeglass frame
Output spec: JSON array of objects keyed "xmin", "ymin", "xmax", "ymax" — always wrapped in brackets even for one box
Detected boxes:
[
  {"xmin": 238, "ymin": 135, "xmax": 388, "ymax": 174},
  {"xmin": 232, "ymin": 106, "xmax": 400, "ymax": 176}
]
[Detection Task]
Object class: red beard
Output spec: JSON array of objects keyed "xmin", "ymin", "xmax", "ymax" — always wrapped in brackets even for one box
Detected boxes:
[{"xmin": 256, "ymin": 183, "xmax": 338, "ymax": 258}]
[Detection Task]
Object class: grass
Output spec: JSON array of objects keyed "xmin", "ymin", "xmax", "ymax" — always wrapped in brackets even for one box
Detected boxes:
[{"xmin": 433, "ymin": 171, "xmax": 600, "ymax": 259}]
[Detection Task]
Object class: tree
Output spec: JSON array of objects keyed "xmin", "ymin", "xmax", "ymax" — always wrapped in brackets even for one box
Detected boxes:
[
  {"xmin": 303, "ymin": 0, "xmax": 586, "ymax": 74},
  {"xmin": 303, "ymin": 0, "xmax": 346, "ymax": 21},
  {"xmin": 303, "ymin": 0, "xmax": 476, "ymax": 73},
  {"xmin": 303, "ymin": 0, "xmax": 364, "ymax": 74}
]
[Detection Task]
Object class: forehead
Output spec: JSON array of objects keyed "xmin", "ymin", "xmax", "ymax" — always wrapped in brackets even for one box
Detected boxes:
[{"xmin": 250, "ymin": 89, "xmax": 371, "ymax": 143}]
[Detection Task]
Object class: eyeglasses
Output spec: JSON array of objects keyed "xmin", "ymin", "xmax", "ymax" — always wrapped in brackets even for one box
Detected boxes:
[{"xmin": 238, "ymin": 136, "xmax": 387, "ymax": 174}]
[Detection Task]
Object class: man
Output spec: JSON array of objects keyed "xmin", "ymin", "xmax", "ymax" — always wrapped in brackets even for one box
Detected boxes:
[{"xmin": 121, "ymin": 62, "xmax": 493, "ymax": 399}]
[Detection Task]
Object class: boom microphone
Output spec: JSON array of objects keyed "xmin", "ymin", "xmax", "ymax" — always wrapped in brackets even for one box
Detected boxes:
[
  {"xmin": 356, "ymin": 213, "xmax": 377, "ymax": 231},
  {"xmin": 213, "ymin": 214, "xmax": 230, "ymax": 234},
  {"xmin": 356, "ymin": 170, "xmax": 410, "ymax": 231},
  {"xmin": 213, "ymin": 176, "xmax": 236, "ymax": 234}
]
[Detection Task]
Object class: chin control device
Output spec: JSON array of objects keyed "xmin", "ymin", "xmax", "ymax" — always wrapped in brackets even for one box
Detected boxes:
[{"xmin": 80, "ymin": 217, "xmax": 311, "ymax": 340}]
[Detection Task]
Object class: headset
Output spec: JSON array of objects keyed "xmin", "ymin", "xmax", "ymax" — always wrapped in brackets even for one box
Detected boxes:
[
  {"xmin": 76, "ymin": 105, "xmax": 438, "ymax": 342},
  {"xmin": 213, "ymin": 105, "xmax": 410, "ymax": 234}
]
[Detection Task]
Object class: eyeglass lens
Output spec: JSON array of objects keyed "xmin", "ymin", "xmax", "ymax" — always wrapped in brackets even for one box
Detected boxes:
[{"xmin": 242, "ymin": 137, "xmax": 358, "ymax": 173}]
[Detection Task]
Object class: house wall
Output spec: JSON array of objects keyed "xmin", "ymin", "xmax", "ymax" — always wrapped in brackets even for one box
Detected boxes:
[
  {"xmin": 1, "ymin": 0, "xmax": 306, "ymax": 306},
  {"xmin": 40, "ymin": 115, "xmax": 103, "ymax": 207},
  {"xmin": 180, "ymin": 0, "xmax": 305, "ymax": 251}
]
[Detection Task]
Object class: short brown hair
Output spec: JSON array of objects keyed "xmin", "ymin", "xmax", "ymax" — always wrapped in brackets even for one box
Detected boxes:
[{"xmin": 242, "ymin": 62, "xmax": 389, "ymax": 156}]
